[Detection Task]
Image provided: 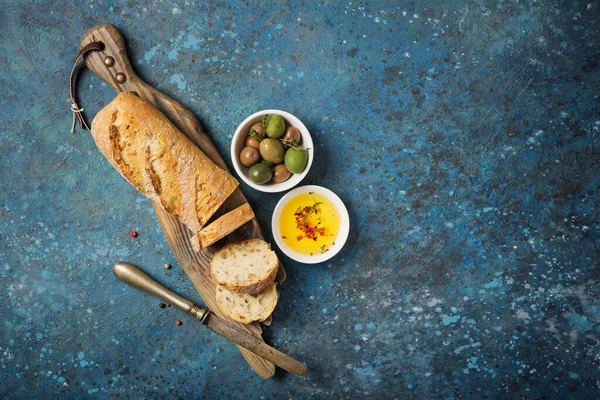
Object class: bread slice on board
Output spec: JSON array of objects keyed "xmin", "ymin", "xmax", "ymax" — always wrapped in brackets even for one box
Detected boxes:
[
  {"xmin": 210, "ymin": 239, "xmax": 278, "ymax": 294},
  {"xmin": 90, "ymin": 92, "xmax": 250, "ymax": 249},
  {"xmin": 215, "ymin": 283, "xmax": 278, "ymax": 324},
  {"xmin": 190, "ymin": 203, "xmax": 255, "ymax": 251}
]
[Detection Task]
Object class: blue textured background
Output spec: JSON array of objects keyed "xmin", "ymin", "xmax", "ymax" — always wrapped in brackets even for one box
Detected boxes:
[{"xmin": 1, "ymin": 1, "xmax": 599, "ymax": 398}]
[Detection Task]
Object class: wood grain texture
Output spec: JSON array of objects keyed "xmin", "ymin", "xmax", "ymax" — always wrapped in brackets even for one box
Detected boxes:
[{"xmin": 80, "ymin": 23, "xmax": 285, "ymax": 379}]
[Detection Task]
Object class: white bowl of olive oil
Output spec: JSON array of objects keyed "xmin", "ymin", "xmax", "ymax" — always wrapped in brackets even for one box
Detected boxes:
[{"xmin": 272, "ymin": 185, "xmax": 350, "ymax": 264}]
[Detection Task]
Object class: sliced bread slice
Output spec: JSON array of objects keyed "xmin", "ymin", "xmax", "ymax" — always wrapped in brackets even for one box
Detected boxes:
[
  {"xmin": 215, "ymin": 283, "xmax": 278, "ymax": 324},
  {"xmin": 210, "ymin": 238, "xmax": 278, "ymax": 294}
]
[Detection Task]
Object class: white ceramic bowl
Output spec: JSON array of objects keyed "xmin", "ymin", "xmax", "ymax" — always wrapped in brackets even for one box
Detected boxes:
[
  {"xmin": 272, "ymin": 185, "xmax": 350, "ymax": 264},
  {"xmin": 231, "ymin": 110, "xmax": 313, "ymax": 193}
]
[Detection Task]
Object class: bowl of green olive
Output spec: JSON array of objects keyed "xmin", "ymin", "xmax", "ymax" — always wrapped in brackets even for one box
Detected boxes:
[{"xmin": 231, "ymin": 110, "xmax": 313, "ymax": 193}]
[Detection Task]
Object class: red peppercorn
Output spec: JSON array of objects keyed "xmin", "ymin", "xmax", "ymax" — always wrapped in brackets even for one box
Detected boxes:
[
  {"xmin": 176, "ymin": 320, "xmax": 182, "ymax": 326},
  {"xmin": 192, "ymin": 59, "xmax": 195, "ymax": 63},
  {"xmin": 130, "ymin": 231, "xmax": 138, "ymax": 237},
  {"xmin": 167, "ymin": 303, "xmax": 171, "ymax": 308}
]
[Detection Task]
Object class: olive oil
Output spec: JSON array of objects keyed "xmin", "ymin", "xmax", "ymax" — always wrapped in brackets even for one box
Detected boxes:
[{"xmin": 279, "ymin": 192, "xmax": 340, "ymax": 256}]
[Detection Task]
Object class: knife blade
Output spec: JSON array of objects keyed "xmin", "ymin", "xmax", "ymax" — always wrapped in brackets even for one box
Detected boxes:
[
  {"xmin": 203, "ymin": 312, "xmax": 307, "ymax": 375},
  {"xmin": 112, "ymin": 261, "xmax": 307, "ymax": 376}
]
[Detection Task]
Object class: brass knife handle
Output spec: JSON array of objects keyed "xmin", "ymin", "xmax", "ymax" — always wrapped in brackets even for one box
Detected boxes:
[{"xmin": 113, "ymin": 261, "xmax": 208, "ymax": 321}]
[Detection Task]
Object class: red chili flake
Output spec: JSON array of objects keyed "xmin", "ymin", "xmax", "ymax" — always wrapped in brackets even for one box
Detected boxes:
[
  {"xmin": 297, "ymin": 235, "xmax": 304, "ymax": 241},
  {"xmin": 175, "ymin": 320, "xmax": 182, "ymax": 326},
  {"xmin": 293, "ymin": 200, "xmax": 327, "ymax": 241},
  {"xmin": 192, "ymin": 59, "xmax": 195, "ymax": 63},
  {"xmin": 282, "ymin": 236, "xmax": 287, "ymax": 239},
  {"xmin": 129, "ymin": 231, "xmax": 138, "ymax": 237},
  {"xmin": 167, "ymin": 303, "xmax": 171, "ymax": 308}
]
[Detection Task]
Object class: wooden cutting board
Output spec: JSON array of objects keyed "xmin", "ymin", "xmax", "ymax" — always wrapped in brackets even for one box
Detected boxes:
[{"xmin": 80, "ymin": 23, "xmax": 286, "ymax": 379}]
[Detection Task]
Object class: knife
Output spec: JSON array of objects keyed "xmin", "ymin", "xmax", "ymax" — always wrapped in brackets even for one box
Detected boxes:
[{"xmin": 112, "ymin": 261, "xmax": 307, "ymax": 376}]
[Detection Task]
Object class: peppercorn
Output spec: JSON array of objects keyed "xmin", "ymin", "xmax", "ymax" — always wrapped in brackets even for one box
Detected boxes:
[
  {"xmin": 158, "ymin": 303, "xmax": 166, "ymax": 308},
  {"xmin": 175, "ymin": 320, "xmax": 182, "ymax": 326},
  {"xmin": 130, "ymin": 231, "xmax": 138, "ymax": 237}
]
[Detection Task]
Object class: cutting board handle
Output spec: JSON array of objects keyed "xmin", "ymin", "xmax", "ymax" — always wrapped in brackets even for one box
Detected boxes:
[{"xmin": 79, "ymin": 24, "xmax": 140, "ymax": 93}]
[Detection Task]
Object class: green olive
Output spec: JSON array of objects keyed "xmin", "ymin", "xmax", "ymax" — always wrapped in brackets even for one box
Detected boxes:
[
  {"xmin": 265, "ymin": 114, "xmax": 285, "ymax": 138},
  {"xmin": 239, "ymin": 146, "xmax": 260, "ymax": 167},
  {"xmin": 284, "ymin": 147, "xmax": 308, "ymax": 174},
  {"xmin": 259, "ymin": 138, "xmax": 285, "ymax": 164},
  {"xmin": 282, "ymin": 126, "xmax": 302, "ymax": 145},
  {"xmin": 245, "ymin": 136, "xmax": 261, "ymax": 149},
  {"xmin": 248, "ymin": 163, "xmax": 272, "ymax": 184},
  {"xmin": 272, "ymin": 163, "xmax": 292, "ymax": 183}
]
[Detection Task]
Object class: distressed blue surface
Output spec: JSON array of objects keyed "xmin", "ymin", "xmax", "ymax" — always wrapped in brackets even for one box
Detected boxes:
[{"xmin": 1, "ymin": 1, "xmax": 599, "ymax": 398}]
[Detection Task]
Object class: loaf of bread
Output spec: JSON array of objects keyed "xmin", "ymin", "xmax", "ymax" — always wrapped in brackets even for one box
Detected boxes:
[
  {"xmin": 91, "ymin": 92, "xmax": 254, "ymax": 248},
  {"xmin": 210, "ymin": 239, "xmax": 278, "ymax": 294},
  {"xmin": 215, "ymin": 283, "xmax": 278, "ymax": 324}
]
